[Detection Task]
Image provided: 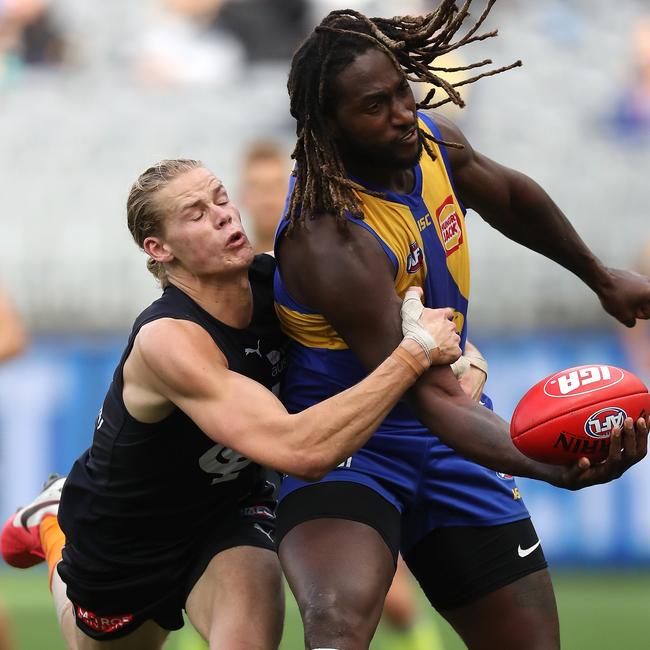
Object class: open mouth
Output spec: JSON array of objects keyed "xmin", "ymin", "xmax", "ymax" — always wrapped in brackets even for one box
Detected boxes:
[
  {"xmin": 399, "ymin": 127, "xmax": 418, "ymax": 143},
  {"xmin": 226, "ymin": 231, "xmax": 247, "ymax": 248}
]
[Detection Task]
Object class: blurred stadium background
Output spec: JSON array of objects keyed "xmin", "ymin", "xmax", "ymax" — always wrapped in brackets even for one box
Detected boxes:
[{"xmin": 1, "ymin": 0, "xmax": 649, "ymax": 648}]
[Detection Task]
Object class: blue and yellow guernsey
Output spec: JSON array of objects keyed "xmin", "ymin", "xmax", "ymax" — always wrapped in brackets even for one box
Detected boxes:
[
  {"xmin": 274, "ymin": 113, "xmax": 469, "ymax": 441},
  {"xmin": 275, "ymin": 112, "xmax": 529, "ymax": 532}
]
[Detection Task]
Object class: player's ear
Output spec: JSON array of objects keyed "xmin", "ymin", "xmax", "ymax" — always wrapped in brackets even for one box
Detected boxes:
[{"xmin": 143, "ymin": 236, "xmax": 174, "ymax": 264}]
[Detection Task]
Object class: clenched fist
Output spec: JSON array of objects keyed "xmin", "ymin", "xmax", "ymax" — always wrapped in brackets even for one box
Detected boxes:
[{"xmin": 401, "ymin": 287, "xmax": 462, "ymax": 366}]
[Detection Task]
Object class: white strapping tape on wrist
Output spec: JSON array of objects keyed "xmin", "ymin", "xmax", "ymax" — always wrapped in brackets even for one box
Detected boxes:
[
  {"xmin": 401, "ymin": 289, "xmax": 437, "ymax": 363},
  {"xmin": 451, "ymin": 356, "xmax": 471, "ymax": 378},
  {"xmin": 465, "ymin": 352, "xmax": 488, "ymax": 376}
]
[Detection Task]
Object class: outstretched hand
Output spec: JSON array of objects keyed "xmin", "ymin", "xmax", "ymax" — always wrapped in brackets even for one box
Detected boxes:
[
  {"xmin": 555, "ymin": 416, "xmax": 649, "ymax": 490},
  {"xmin": 598, "ymin": 268, "xmax": 650, "ymax": 327}
]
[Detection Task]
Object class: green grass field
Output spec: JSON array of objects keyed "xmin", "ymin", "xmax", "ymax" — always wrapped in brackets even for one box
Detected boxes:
[{"xmin": 1, "ymin": 569, "xmax": 649, "ymax": 649}]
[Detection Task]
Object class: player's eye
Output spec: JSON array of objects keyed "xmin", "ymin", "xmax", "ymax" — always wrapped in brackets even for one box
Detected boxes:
[{"xmin": 214, "ymin": 189, "xmax": 230, "ymax": 206}]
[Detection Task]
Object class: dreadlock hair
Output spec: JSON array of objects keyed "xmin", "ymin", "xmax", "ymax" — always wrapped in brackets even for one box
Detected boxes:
[{"xmin": 286, "ymin": 0, "xmax": 521, "ymax": 231}]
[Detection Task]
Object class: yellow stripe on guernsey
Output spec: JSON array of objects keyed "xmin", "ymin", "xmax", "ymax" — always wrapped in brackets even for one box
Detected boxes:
[
  {"xmin": 276, "ymin": 115, "xmax": 469, "ymax": 350},
  {"xmin": 419, "ymin": 121, "xmax": 470, "ymax": 302},
  {"xmin": 274, "ymin": 308, "xmax": 346, "ymax": 350}
]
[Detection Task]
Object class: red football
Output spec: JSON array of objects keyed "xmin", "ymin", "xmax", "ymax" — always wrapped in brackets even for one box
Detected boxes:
[{"xmin": 510, "ymin": 364, "xmax": 650, "ymax": 465}]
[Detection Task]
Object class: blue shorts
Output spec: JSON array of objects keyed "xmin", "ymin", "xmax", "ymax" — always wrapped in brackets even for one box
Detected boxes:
[{"xmin": 278, "ymin": 394, "xmax": 529, "ymax": 555}]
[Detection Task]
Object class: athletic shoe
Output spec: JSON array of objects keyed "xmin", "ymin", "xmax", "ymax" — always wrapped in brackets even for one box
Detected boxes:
[{"xmin": 0, "ymin": 473, "xmax": 65, "ymax": 569}]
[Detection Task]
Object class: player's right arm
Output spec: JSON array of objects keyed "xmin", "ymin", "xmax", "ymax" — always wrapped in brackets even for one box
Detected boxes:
[
  {"xmin": 276, "ymin": 215, "xmax": 648, "ymax": 490},
  {"xmin": 121, "ymin": 302, "xmax": 460, "ymax": 482}
]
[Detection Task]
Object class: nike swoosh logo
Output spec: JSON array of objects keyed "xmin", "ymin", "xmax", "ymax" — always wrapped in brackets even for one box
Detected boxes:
[{"xmin": 518, "ymin": 540, "xmax": 541, "ymax": 558}]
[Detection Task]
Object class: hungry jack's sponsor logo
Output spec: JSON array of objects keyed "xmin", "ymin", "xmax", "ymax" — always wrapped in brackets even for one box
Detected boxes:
[{"xmin": 435, "ymin": 195, "xmax": 463, "ymax": 256}]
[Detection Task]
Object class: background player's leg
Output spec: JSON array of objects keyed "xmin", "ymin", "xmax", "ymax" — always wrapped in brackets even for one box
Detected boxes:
[
  {"xmin": 382, "ymin": 557, "xmax": 418, "ymax": 630},
  {"xmin": 441, "ymin": 570, "xmax": 559, "ymax": 650},
  {"xmin": 381, "ymin": 556, "xmax": 443, "ymax": 650},
  {"xmin": 279, "ymin": 519, "xmax": 396, "ymax": 650},
  {"xmin": 0, "ymin": 599, "xmax": 14, "ymax": 650},
  {"xmin": 185, "ymin": 545, "xmax": 284, "ymax": 650}
]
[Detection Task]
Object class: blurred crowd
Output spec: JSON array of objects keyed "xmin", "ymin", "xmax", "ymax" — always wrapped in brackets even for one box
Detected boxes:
[
  {"xmin": 1, "ymin": 0, "xmax": 650, "ymax": 333},
  {"xmin": 2, "ymin": 1, "xmax": 649, "ymax": 134},
  {"xmin": 0, "ymin": 0, "xmax": 67, "ymax": 82},
  {"xmin": 609, "ymin": 16, "xmax": 650, "ymax": 141}
]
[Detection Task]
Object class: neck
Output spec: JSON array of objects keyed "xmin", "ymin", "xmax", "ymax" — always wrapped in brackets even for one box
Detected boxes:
[
  {"xmin": 168, "ymin": 269, "xmax": 253, "ymax": 329},
  {"xmin": 341, "ymin": 155, "xmax": 415, "ymax": 194}
]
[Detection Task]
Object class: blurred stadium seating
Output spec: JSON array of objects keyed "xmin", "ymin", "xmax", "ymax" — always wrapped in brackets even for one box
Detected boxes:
[{"xmin": 1, "ymin": 0, "xmax": 649, "ymax": 331}]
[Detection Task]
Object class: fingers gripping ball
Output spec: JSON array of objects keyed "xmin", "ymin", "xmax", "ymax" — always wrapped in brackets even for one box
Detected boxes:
[
  {"xmin": 400, "ymin": 288, "xmax": 438, "ymax": 363},
  {"xmin": 510, "ymin": 364, "xmax": 650, "ymax": 465}
]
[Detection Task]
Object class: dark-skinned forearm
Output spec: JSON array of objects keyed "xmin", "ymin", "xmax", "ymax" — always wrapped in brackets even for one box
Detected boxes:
[{"xmin": 407, "ymin": 381, "xmax": 563, "ymax": 485}]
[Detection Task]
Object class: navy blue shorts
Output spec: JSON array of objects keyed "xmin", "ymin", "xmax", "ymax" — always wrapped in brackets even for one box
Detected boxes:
[{"xmin": 278, "ymin": 394, "xmax": 529, "ymax": 556}]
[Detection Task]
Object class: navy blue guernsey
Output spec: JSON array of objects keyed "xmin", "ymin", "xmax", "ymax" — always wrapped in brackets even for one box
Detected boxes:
[{"xmin": 59, "ymin": 254, "xmax": 287, "ymax": 576}]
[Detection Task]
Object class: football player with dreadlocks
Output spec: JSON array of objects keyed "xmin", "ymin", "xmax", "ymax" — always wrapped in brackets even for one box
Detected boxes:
[{"xmin": 273, "ymin": 2, "xmax": 650, "ymax": 648}]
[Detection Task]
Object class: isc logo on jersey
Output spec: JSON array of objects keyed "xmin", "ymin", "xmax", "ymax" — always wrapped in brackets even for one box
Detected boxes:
[
  {"xmin": 584, "ymin": 406, "xmax": 627, "ymax": 439},
  {"xmin": 435, "ymin": 195, "xmax": 463, "ymax": 256},
  {"xmin": 543, "ymin": 365, "xmax": 624, "ymax": 398},
  {"xmin": 406, "ymin": 241, "xmax": 424, "ymax": 273}
]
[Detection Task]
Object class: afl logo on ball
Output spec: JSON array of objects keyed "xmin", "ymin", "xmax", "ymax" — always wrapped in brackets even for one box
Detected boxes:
[
  {"xmin": 584, "ymin": 407, "xmax": 627, "ymax": 439},
  {"xmin": 543, "ymin": 365, "xmax": 624, "ymax": 398}
]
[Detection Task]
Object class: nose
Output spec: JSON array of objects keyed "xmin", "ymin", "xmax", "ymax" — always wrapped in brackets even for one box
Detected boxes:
[
  {"xmin": 213, "ymin": 211, "xmax": 232, "ymax": 229},
  {"xmin": 392, "ymin": 95, "xmax": 415, "ymax": 130}
]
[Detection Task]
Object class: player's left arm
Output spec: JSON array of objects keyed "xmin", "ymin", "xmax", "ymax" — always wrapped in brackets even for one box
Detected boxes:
[{"xmin": 434, "ymin": 113, "xmax": 650, "ymax": 328}]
